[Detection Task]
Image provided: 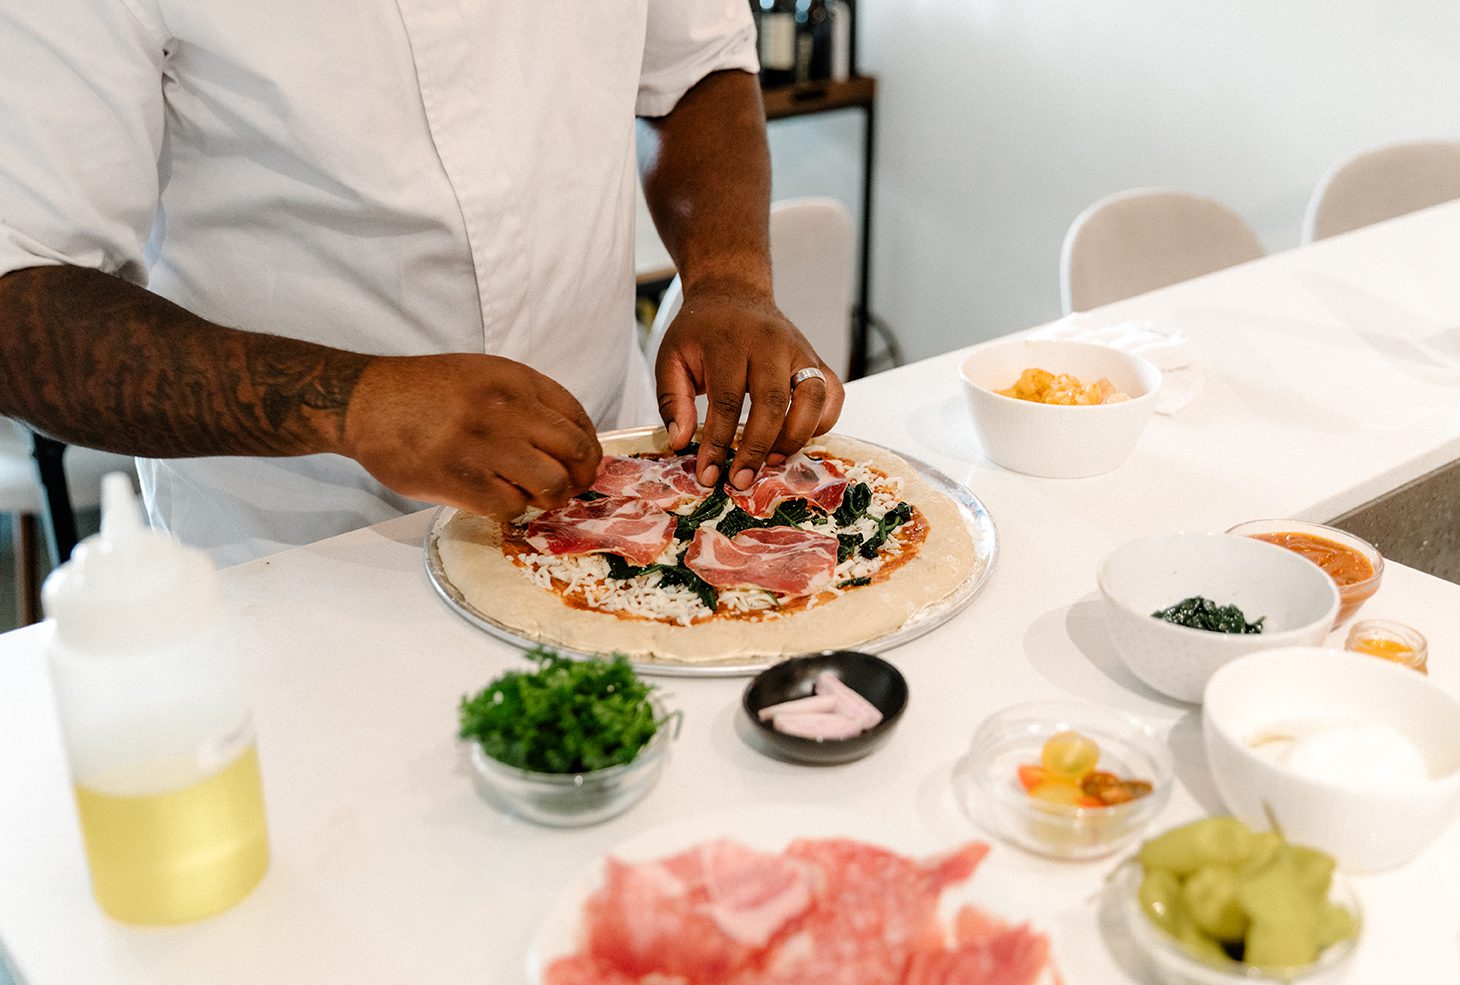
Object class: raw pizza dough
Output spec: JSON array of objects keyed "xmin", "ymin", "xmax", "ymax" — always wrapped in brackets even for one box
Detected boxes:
[{"xmin": 433, "ymin": 432, "xmax": 979, "ymax": 666}]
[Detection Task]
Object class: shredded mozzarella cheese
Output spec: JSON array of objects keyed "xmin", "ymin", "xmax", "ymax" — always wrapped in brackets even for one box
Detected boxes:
[{"xmin": 511, "ymin": 455, "xmax": 914, "ymax": 623}]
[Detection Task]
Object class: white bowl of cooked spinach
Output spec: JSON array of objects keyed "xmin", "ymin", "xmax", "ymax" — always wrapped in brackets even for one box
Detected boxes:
[
  {"xmin": 1097, "ymin": 534, "xmax": 1340, "ymax": 704},
  {"xmin": 459, "ymin": 647, "xmax": 677, "ymax": 827}
]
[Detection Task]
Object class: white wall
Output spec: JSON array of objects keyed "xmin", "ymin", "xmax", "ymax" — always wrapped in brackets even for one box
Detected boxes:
[{"xmin": 768, "ymin": 1, "xmax": 1460, "ymax": 364}]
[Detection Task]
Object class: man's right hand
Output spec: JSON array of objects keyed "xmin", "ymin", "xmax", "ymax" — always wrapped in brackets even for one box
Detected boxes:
[{"xmin": 342, "ymin": 354, "xmax": 602, "ymax": 521}]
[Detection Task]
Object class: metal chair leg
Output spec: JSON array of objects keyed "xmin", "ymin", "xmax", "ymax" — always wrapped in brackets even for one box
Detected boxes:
[
  {"xmin": 26, "ymin": 431, "xmax": 79, "ymax": 566},
  {"xmin": 14, "ymin": 511, "xmax": 41, "ymax": 626}
]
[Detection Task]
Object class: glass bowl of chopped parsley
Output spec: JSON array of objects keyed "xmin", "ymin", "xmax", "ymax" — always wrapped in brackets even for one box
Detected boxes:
[{"xmin": 459, "ymin": 648, "xmax": 678, "ymax": 826}]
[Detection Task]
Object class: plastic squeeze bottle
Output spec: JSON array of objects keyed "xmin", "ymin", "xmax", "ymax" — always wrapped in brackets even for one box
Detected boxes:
[{"xmin": 44, "ymin": 473, "xmax": 269, "ymax": 924}]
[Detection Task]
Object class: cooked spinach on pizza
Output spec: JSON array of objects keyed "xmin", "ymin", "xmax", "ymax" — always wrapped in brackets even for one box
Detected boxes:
[{"xmin": 434, "ymin": 432, "xmax": 980, "ymax": 667}]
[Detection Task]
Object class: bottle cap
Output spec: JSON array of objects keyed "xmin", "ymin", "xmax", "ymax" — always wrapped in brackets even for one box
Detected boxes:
[{"xmin": 42, "ymin": 472, "xmax": 222, "ymax": 652}]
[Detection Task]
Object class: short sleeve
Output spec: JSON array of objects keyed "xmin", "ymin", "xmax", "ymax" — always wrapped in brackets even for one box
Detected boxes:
[
  {"xmin": 636, "ymin": 0, "xmax": 759, "ymax": 118},
  {"xmin": 0, "ymin": 0, "xmax": 168, "ymax": 286}
]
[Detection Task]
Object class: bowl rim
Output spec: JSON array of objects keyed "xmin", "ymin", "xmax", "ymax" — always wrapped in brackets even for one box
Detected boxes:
[
  {"xmin": 1096, "ymin": 532, "xmax": 1342, "ymax": 639},
  {"xmin": 741, "ymin": 650, "xmax": 909, "ymax": 751},
  {"xmin": 1223, "ymin": 519, "xmax": 1384, "ymax": 595},
  {"xmin": 1113, "ymin": 857, "xmax": 1363, "ymax": 983},
  {"xmin": 468, "ymin": 694, "xmax": 677, "ymax": 787},
  {"xmin": 1201, "ymin": 646, "xmax": 1460, "ymax": 794},
  {"xmin": 958, "ymin": 337, "xmax": 1164, "ymax": 408},
  {"xmin": 966, "ymin": 700, "xmax": 1176, "ymax": 823}
]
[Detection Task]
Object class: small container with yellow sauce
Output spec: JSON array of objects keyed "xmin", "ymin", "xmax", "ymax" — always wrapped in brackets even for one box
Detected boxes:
[{"xmin": 1344, "ymin": 619, "xmax": 1428, "ymax": 674}]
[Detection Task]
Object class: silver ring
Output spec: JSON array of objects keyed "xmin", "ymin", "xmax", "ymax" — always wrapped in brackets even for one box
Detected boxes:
[{"xmin": 790, "ymin": 366, "xmax": 827, "ymax": 390}]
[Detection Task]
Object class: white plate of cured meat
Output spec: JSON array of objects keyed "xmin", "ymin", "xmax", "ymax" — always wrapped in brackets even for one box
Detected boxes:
[
  {"xmin": 424, "ymin": 428, "xmax": 998, "ymax": 678},
  {"xmin": 524, "ymin": 805, "xmax": 1061, "ymax": 985}
]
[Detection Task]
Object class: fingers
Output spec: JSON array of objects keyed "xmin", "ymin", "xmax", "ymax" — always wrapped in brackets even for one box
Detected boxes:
[
  {"xmin": 813, "ymin": 364, "xmax": 845, "ymax": 436},
  {"xmin": 528, "ymin": 409, "xmax": 601, "ymax": 492},
  {"xmin": 531, "ymin": 376, "xmax": 602, "ymax": 472},
  {"xmin": 654, "ymin": 354, "xmax": 701, "ymax": 454},
  {"xmin": 767, "ymin": 363, "xmax": 836, "ymax": 462},
  {"xmin": 697, "ymin": 373, "xmax": 746, "ymax": 488},
  {"xmin": 491, "ymin": 445, "xmax": 578, "ymax": 511},
  {"xmin": 730, "ymin": 356, "xmax": 793, "ymax": 488}
]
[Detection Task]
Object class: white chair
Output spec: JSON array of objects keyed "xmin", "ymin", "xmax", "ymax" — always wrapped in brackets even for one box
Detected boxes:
[
  {"xmin": 1060, "ymin": 189, "xmax": 1265, "ymax": 314},
  {"xmin": 1, "ymin": 419, "xmax": 137, "ymax": 627},
  {"xmin": 646, "ymin": 197, "xmax": 856, "ymax": 381},
  {"xmin": 1303, "ymin": 140, "xmax": 1460, "ymax": 242}
]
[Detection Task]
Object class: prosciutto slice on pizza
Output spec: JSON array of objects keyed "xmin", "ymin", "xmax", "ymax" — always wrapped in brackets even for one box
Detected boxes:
[
  {"xmin": 684, "ymin": 527, "xmax": 838, "ymax": 598},
  {"xmin": 728, "ymin": 454, "xmax": 849, "ymax": 518},
  {"xmin": 524, "ymin": 496, "xmax": 677, "ymax": 568},
  {"xmin": 590, "ymin": 454, "xmax": 709, "ymax": 511}
]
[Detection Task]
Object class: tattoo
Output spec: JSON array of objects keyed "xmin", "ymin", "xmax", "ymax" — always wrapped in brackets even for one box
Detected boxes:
[{"xmin": 0, "ymin": 265, "xmax": 370, "ymax": 458}]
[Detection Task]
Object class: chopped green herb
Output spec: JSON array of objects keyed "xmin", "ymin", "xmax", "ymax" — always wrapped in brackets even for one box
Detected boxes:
[
  {"xmin": 575, "ymin": 490, "xmax": 607, "ymax": 501},
  {"xmin": 457, "ymin": 647, "xmax": 662, "ymax": 774},
  {"xmin": 837, "ymin": 532, "xmax": 863, "ymax": 563},
  {"xmin": 859, "ymin": 502, "xmax": 913, "ymax": 559},
  {"xmin": 1152, "ymin": 596, "xmax": 1265, "ymax": 634},
  {"xmin": 837, "ymin": 576, "xmax": 872, "ymax": 588}
]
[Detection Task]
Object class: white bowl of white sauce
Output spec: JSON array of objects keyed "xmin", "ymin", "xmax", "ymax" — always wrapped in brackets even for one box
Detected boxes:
[{"xmin": 1203, "ymin": 647, "xmax": 1460, "ymax": 871}]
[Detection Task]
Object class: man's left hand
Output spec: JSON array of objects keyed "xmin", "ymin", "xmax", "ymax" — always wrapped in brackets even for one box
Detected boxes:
[{"xmin": 655, "ymin": 283, "xmax": 844, "ymax": 490}]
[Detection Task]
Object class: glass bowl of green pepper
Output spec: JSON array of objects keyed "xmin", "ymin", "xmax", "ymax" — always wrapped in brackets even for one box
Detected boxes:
[
  {"xmin": 1097, "ymin": 533, "xmax": 1340, "ymax": 703},
  {"xmin": 460, "ymin": 648, "xmax": 680, "ymax": 827},
  {"xmin": 1115, "ymin": 817, "xmax": 1362, "ymax": 985}
]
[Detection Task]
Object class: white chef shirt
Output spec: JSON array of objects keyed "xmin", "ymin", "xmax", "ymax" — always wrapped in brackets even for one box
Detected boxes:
[{"xmin": 0, "ymin": 0, "xmax": 756, "ymax": 565}]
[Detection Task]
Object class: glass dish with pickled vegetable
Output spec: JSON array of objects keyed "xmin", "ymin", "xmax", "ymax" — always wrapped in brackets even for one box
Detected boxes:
[
  {"xmin": 459, "ymin": 647, "xmax": 679, "ymax": 827},
  {"xmin": 1118, "ymin": 817, "xmax": 1360, "ymax": 985},
  {"xmin": 959, "ymin": 700, "xmax": 1173, "ymax": 860}
]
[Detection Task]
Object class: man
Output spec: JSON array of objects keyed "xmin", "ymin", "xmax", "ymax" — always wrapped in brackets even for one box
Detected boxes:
[{"xmin": 0, "ymin": 0, "xmax": 844, "ymax": 564}]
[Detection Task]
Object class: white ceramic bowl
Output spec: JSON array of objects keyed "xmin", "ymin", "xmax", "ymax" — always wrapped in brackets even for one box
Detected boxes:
[
  {"xmin": 958, "ymin": 337, "xmax": 1162, "ymax": 478},
  {"xmin": 1097, "ymin": 534, "xmax": 1340, "ymax": 703},
  {"xmin": 1203, "ymin": 647, "xmax": 1460, "ymax": 871}
]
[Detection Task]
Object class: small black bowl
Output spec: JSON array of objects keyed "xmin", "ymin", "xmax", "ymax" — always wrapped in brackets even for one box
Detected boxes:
[{"xmin": 741, "ymin": 651, "xmax": 909, "ymax": 765}]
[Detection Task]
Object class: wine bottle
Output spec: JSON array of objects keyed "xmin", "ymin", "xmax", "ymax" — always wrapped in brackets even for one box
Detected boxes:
[
  {"xmin": 795, "ymin": 0, "xmax": 832, "ymax": 84},
  {"xmin": 756, "ymin": 0, "xmax": 796, "ymax": 88},
  {"xmin": 828, "ymin": 0, "xmax": 852, "ymax": 81}
]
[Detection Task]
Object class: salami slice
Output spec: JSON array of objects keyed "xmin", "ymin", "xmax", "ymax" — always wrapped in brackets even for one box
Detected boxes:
[
  {"xmin": 544, "ymin": 837, "xmax": 1053, "ymax": 985},
  {"xmin": 524, "ymin": 496, "xmax": 676, "ymax": 568},
  {"xmin": 726, "ymin": 840, "xmax": 991, "ymax": 985},
  {"xmin": 573, "ymin": 840, "xmax": 816, "ymax": 981},
  {"xmin": 684, "ymin": 527, "xmax": 839, "ymax": 598},
  {"xmin": 728, "ymin": 454, "xmax": 850, "ymax": 518},
  {"xmin": 901, "ymin": 906, "xmax": 1052, "ymax": 985}
]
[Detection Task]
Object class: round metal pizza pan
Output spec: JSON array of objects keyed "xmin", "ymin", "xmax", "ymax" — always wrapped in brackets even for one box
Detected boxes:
[{"xmin": 423, "ymin": 428, "xmax": 998, "ymax": 677}]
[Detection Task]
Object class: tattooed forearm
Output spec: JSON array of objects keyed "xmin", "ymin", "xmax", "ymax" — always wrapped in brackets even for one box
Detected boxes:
[{"xmin": 0, "ymin": 264, "xmax": 371, "ymax": 458}]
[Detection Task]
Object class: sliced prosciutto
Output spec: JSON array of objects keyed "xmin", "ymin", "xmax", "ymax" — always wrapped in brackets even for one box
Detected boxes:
[
  {"xmin": 591, "ymin": 454, "xmax": 710, "ymax": 511},
  {"xmin": 684, "ymin": 527, "xmax": 838, "ymax": 598},
  {"xmin": 729, "ymin": 453, "xmax": 850, "ymax": 518},
  {"xmin": 523, "ymin": 495, "xmax": 675, "ymax": 567}
]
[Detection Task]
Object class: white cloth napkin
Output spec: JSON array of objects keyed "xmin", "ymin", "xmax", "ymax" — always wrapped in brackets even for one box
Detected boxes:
[{"xmin": 1029, "ymin": 314, "xmax": 1202, "ymax": 415}]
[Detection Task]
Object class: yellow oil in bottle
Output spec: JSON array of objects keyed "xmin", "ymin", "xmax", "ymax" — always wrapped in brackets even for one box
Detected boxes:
[{"xmin": 73, "ymin": 743, "xmax": 269, "ymax": 924}]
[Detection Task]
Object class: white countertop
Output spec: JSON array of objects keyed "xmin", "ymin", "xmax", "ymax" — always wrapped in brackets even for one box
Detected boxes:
[{"xmin": 5, "ymin": 202, "xmax": 1460, "ymax": 984}]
